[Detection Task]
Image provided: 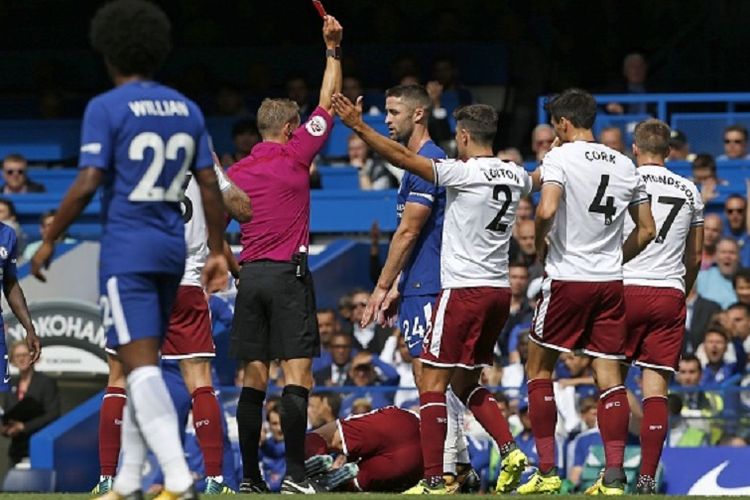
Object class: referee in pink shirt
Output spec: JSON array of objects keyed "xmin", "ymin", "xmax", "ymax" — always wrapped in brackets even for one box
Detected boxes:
[{"xmin": 226, "ymin": 15, "xmax": 343, "ymax": 494}]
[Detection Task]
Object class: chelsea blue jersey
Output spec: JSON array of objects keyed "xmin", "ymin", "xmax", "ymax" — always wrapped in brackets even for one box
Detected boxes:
[
  {"xmin": 0, "ymin": 223, "xmax": 17, "ymax": 312},
  {"xmin": 396, "ymin": 140, "xmax": 446, "ymax": 297},
  {"xmin": 78, "ymin": 81, "xmax": 213, "ymax": 277}
]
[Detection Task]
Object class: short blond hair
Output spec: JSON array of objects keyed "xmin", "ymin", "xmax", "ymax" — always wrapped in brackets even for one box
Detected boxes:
[{"xmin": 256, "ymin": 98, "xmax": 300, "ymax": 137}]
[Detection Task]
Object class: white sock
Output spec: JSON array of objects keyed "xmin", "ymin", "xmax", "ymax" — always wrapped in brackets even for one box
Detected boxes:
[
  {"xmin": 128, "ymin": 366, "xmax": 193, "ymax": 493},
  {"xmin": 113, "ymin": 403, "xmax": 147, "ymax": 495},
  {"xmin": 444, "ymin": 387, "xmax": 469, "ymax": 475}
]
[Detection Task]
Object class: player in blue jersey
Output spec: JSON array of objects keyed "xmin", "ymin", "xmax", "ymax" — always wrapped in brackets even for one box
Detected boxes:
[
  {"xmin": 0, "ymin": 225, "xmax": 40, "ymax": 392},
  {"xmin": 30, "ymin": 2, "xmax": 228, "ymax": 499},
  {"xmin": 359, "ymin": 84, "xmax": 473, "ymax": 492}
]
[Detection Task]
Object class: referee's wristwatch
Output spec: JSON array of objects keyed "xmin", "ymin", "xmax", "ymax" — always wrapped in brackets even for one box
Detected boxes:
[{"xmin": 326, "ymin": 46, "xmax": 341, "ymax": 60}]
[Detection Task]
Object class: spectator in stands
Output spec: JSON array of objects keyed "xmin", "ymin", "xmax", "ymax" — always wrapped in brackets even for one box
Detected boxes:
[
  {"xmin": 1, "ymin": 154, "xmax": 45, "ymax": 194},
  {"xmin": 733, "ymin": 269, "xmax": 750, "ymax": 305},
  {"xmin": 350, "ymin": 398, "xmax": 373, "ymax": 416},
  {"xmin": 348, "ymin": 288, "xmax": 392, "ymax": 353},
  {"xmin": 691, "ymin": 154, "xmax": 720, "ymax": 204},
  {"xmin": 696, "ymin": 237, "xmax": 740, "ymax": 309},
  {"xmin": 723, "ymin": 194, "xmax": 750, "ymax": 265},
  {"xmin": 498, "ymin": 262, "xmax": 533, "ymax": 358},
  {"xmin": 21, "ymin": 210, "xmax": 76, "ymax": 262},
  {"xmin": 726, "ymin": 302, "xmax": 750, "ymax": 360},
  {"xmin": 529, "ymin": 124, "xmax": 555, "ymax": 163},
  {"xmin": 346, "ymin": 134, "xmax": 397, "ymax": 190},
  {"xmin": 685, "ymin": 287, "xmax": 722, "ymax": 353},
  {"xmin": 339, "ymin": 351, "xmax": 400, "ymax": 417},
  {"xmin": 719, "ymin": 435, "xmax": 748, "ymax": 447},
  {"xmin": 672, "ymin": 355, "xmax": 721, "ymax": 445},
  {"xmin": 666, "ymin": 394, "xmax": 710, "ymax": 447},
  {"xmin": 215, "ymin": 83, "xmax": 251, "ymax": 118},
  {"xmin": 567, "ymin": 397, "xmax": 600, "ymax": 490},
  {"xmin": 221, "ymin": 119, "xmax": 260, "ymax": 167},
  {"xmin": 604, "ymin": 52, "xmax": 649, "ymax": 115},
  {"xmin": 667, "ymin": 129, "xmax": 694, "ymax": 162},
  {"xmin": 701, "ymin": 214, "xmax": 723, "ymax": 270},
  {"xmin": 558, "ymin": 353, "xmax": 597, "ymax": 401},
  {"xmin": 260, "ymin": 404, "xmax": 285, "ymax": 492},
  {"xmin": 513, "ymin": 220, "xmax": 542, "ymax": 281},
  {"xmin": 718, "ymin": 125, "xmax": 750, "ymax": 160},
  {"xmin": 307, "ymin": 392, "xmax": 341, "ymax": 429},
  {"xmin": 0, "ymin": 341, "xmax": 60, "ymax": 467},
  {"xmin": 285, "ymin": 74, "xmax": 314, "ymax": 119},
  {"xmin": 698, "ymin": 327, "xmax": 740, "ymax": 387},
  {"xmin": 599, "ymin": 126, "xmax": 626, "ymax": 154},
  {"xmin": 337, "ymin": 293, "xmax": 353, "ymax": 325},
  {"xmin": 342, "ymin": 75, "xmax": 380, "ymax": 117},
  {"xmin": 379, "ymin": 332, "xmax": 418, "ymax": 408},
  {"xmin": 314, "ymin": 332, "xmax": 354, "ymax": 387},
  {"xmin": 312, "ymin": 308, "xmax": 339, "ymax": 372},
  {"xmin": 431, "ymin": 56, "xmax": 474, "ymax": 114},
  {"xmin": 497, "ymin": 148, "xmax": 524, "ymax": 165}
]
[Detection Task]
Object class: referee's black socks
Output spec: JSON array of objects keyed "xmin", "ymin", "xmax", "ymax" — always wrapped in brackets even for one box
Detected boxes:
[
  {"xmin": 237, "ymin": 386, "xmax": 266, "ymax": 483},
  {"xmin": 281, "ymin": 384, "xmax": 310, "ymax": 482}
]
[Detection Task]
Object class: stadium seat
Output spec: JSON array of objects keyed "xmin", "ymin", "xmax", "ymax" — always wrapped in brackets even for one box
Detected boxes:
[{"xmin": 2, "ymin": 468, "xmax": 56, "ymax": 492}]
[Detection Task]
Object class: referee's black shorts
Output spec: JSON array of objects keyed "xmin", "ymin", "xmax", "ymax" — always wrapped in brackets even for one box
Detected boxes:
[{"xmin": 230, "ymin": 261, "xmax": 320, "ymax": 361}]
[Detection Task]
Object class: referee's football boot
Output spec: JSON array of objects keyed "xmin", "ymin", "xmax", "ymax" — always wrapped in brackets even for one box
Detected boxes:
[
  {"xmin": 403, "ymin": 477, "xmax": 449, "ymax": 495},
  {"xmin": 93, "ymin": 490, "xmax": 145, "ymax": 500},
  {"xmin": 91, "ymin": 476, "xmax": 114, "ymax": 495},
  {"xmin": 517, "ymin": 466, "xmax": 562, "ymax": 495},
  {"xmin": 496, "ymin": 448, "xmax": 529, "ymax": 493},
  {"xmin": 280, "ymin": 476, "xmax": 325, "ymax": 494},
  {"xmin": 238, "ymin": 479, "xmax": 269, "ymax": 493}
]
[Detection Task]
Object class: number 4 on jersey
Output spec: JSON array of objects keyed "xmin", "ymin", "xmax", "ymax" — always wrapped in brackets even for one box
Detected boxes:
[{"xmin": 588, "ymin": 174, "xmax": 616, "ymax": 225}]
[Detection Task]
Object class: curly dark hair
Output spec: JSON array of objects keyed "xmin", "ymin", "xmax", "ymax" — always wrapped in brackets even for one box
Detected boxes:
[{"xmin": 89, "ymin": 0, "xmax": 171, "ymax": 77}]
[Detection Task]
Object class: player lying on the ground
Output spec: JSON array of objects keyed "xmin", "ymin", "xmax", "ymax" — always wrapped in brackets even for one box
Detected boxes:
[{"xmin": 303, "ymin": 406, "xmax": 478, "ymax": 493}]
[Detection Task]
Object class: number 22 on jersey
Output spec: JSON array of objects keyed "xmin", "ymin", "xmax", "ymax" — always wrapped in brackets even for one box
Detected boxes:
[{"xmin": 128, "ymin": 132, "xmax": 195, "ymax": 202}]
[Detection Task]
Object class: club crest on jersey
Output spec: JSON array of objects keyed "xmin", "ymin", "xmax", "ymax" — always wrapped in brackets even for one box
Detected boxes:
[
  {"xmin": 306, "ymin": 116, "xmax": 327, "ymax": 137},
  {"xmin": 0, "ymin": 247, "xmax": 7, "ymax": 259}
]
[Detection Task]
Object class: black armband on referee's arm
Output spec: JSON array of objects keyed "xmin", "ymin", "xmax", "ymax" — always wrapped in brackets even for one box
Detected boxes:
[{"xmin": 326, "ymin": 47, "xmax": 341, "ymax": 59}]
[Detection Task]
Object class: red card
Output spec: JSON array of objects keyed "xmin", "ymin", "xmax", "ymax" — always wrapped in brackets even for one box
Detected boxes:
[{"xmin": 312, "ymin": 0, "xmax": 327, "ymax": 18}]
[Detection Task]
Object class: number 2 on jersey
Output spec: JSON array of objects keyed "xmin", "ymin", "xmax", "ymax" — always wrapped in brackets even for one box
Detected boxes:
[
  {"xmin": 128, "ymin": 132, "xmax": 195, "ymax": 202},
  {"xmin": 588, "ymin": 174, "xmax": 616, "ymax": 225},
  {"xmin": 485, "ymin": 185, "xmax": 512, "ymax": 232}
]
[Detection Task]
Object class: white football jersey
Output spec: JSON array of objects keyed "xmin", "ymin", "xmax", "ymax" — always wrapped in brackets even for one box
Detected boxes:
[
  {"xmin": 432, "ymin": 157, "xmax": 532, "ymax": 288},
  {"xmin": 623, "ymin": 165, "xmax": 704, "ymax": 292},
  {"xmin": 540, "ymin": 141, "xmax": 648, "ymax": 281},
  {"xmin": 181, "ymin": 165, "xmax": 231, "ymax": 287}
]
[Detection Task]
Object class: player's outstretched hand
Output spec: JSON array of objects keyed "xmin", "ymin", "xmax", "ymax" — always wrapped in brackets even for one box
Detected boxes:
[
  {"xmin": 30, "ymin": 241, "xmax": 55, "ymax": 282},
  {"xmin": 25, "ymin": 329, "xmax": 41, "ymax": 364},
  {"xmin": 331, "ymin": 93, "xmax": 363, "ymax": 128},
  {"xmin": 322, "ymin": 15, "xmax": 343, "ymax": 47},
  {"xmin": 202, "ymin": 252, "xmax": 229, "ymax": 293},
  {"xmin": 361, "ymin": 285, "xmax": 388, "ymax": 327},
  {"xmin": 379, "ymin": 286, "xmax": 400, "ymax": 327}
]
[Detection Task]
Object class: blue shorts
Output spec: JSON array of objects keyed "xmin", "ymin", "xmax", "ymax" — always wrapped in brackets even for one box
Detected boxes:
[
  {"xmin": 398, "ymin": 294, "xmax": 438, "ymax": 357},
  {"xmin": 100, "ymin": 272, "xmax": 181, "ymax": 350}
]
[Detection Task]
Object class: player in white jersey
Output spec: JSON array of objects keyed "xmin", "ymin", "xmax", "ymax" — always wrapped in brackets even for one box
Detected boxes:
[
  {"xmin": 518, "ymin": 88, "xmax": 656, "ymax": 496},
  {"xmin": 332, "ymin": 95, "xmax": 529, "ymax": 495},
  {"xmin": 620, "ymin": 119, "xmax": 704, "ymax": 494},
  {"xmin": 94, "ymin": 159, "xmax": 251, "ymax": 496}
]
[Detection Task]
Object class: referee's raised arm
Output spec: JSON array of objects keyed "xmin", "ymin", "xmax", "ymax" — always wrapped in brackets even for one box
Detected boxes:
[
  {"xmin": 318, "ymin": 15, "xmax": 343, "ymax": 114},
  {"xmin": 227, "ymin": 13, "xmax": 343, "ymax": 495}
]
